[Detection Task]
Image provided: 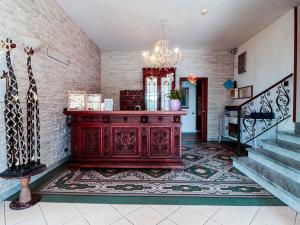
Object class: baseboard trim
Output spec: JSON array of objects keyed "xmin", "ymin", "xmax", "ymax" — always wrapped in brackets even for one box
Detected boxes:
[
  {"xmin": 0, "ymin": 156, "xmax": 69, "ymax": 201},
  {"xmin": 33, "ymin": 194, "xmax": 285, "ymax": 206}
]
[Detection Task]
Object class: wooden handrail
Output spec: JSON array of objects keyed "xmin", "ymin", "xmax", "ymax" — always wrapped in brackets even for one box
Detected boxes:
[{"xmin": 239, "ymin": 73, "xmax": 293, "ymax": 109}]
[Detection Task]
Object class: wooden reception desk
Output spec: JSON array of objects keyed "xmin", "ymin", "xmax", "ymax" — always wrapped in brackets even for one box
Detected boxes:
[{"xmin": 64, "ymin": 110, "xmax": 187, "ymax": 169}]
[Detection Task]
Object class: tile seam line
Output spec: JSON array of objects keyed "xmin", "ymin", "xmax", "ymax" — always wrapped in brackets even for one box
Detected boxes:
[{"xmin": 110, "ymin": 205, "xmax": 134, "ymax": 225}]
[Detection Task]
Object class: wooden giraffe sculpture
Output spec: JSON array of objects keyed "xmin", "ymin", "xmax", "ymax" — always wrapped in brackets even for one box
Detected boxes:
[
  {"xmin": 0, "ymin": 70, "xmax": 14, "ymax": 170},
  {"xmin": 0, "ymin": 38, "xmax": 27, "ymax": 171},
  {"xmin": 0, "ymin": 39, "xmax": 46, "ymax": 211},
  {"xmin": 24, "ymin": 47, "xmax": 40, "ymax": 165}
]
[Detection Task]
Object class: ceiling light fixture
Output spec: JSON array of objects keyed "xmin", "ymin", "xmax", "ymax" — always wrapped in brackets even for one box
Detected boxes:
[
  {"xmin": 142, "ymin": 18, "xmax": 182, "ymax": 69},
  {"xmin": 201, "ymin": 8, "xmax": 208, "ymax": 16}
]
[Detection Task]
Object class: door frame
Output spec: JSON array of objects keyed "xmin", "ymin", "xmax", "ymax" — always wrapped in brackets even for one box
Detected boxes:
[
  {"xmin": 179, "ymin": 77, "xmax": 208, "ymax": 141},
  {"xmin": 143, "ymin": 68, "xmax": 176, "ymax": 111}
]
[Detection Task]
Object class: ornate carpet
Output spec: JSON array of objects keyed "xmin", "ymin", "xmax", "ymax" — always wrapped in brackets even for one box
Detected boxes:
[{"xmin": 36, "ymin": 142, "xmax": 272, "ymax": 198}]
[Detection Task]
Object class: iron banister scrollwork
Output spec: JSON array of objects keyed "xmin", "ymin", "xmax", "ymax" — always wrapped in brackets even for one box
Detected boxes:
[{"xmin": 237, "ymin": 74, "xmax": 293, "ymax": 154}]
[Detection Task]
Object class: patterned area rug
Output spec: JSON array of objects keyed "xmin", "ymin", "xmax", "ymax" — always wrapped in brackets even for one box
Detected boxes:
[{"xmin": 36, "ymin": 142, "xmax": 272, "ymax": 198}]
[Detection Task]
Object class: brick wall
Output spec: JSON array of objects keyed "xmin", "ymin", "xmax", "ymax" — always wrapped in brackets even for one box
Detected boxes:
[
  {"xmin": 101, "ymin": 49, "xmax": 234, "ymax": 140},
  {"xmin": 0, "ymin": 0, "xmax": 101, "ymax": 198}
]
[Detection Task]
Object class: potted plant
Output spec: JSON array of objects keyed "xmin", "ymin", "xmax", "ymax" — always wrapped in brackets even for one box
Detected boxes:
[{"xmin": 168, "ymin": 89, "xmax": 182, "ymax": 111}]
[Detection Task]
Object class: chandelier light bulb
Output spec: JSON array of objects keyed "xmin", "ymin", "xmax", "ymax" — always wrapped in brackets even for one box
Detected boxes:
[
  {"xmin": 142, "ymin": 19, "xmax": 182, "ymax": 68},
  {"xmin": 150, "ymin": 56, "xmax": 156, "ymax": 61}
]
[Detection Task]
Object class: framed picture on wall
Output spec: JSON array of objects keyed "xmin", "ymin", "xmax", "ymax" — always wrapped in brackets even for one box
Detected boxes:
[
  {"xmin": 181, "ymin": 88, "xmax": 189, "ymax": 109},
  {"xmin": 67, "ymin": 91, "xmax": 86, "ymax": 110},
  {"xmin": 104, "ymin": 98, "xmax": 114, "ymax": 111},
  {"xmin": 238, "ymin": 52, "xmax": 247, "ymax": 74},
  {"xmin": 86, "ymin": 94, "xmax": 102, "ymax": 110},
  {"xmin": 238, "ymin": 85, "xmax": 253, "ymax": 99}
]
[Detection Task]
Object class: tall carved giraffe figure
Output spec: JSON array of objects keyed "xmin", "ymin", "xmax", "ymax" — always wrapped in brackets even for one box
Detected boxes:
[
  {"xmin": 25, "ymin": 47, "xmax": 40, "ymax": 165},
  {"xmin": 0, "ymin": 39, "xmax": 27, "ymax": 171},
  {"xmin": 1, "ymin": 70, "xmax": 13, "ymax": 170}
]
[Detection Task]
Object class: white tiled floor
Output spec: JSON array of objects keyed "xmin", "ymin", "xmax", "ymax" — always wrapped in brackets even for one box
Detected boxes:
[{"xmin": 0, "ymin": 201, "xmax": 298, "ymax": 225}]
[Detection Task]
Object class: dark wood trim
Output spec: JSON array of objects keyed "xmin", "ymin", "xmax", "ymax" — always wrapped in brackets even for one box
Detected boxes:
[
  {"xmin": 225, "ymin": 105, "xmax": 240, "ymax": 111},
  {"xmin": 143, "ymin": 68, "xmax": 176, "ymax": 111},
  {"xmin": 179, "ymin": 77, "xmax": 208, "ymax": 142},
  {"xmin": 238, "ymin": 85, "xmax": 253, "ymax": 99},
  {"xmin": 63, "ymin": 109, "xmax": 187, "ymax": 115},
  {"xmin": 293, "ymin": 6, "xmax": 298, "ymax": 122},
  {"xmin": 201, "ymin": 78, "xmax": 208, "ymax": 141}
]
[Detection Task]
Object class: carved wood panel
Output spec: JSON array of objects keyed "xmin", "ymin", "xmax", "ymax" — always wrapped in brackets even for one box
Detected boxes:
[
  {"xmin": 148, "ymin": 116, "xmax": 173, "ymax": 123},
  {"xmin": 80, "ymin": 126, "xmax": 101, "ymax": 156},
  {"xmin": 103, "ymin": 126, "xmax": 110, "ymax": 157},
  {"xmin": 112, "ymin": 127, "xmax": 140, "ymax": 157},
  {"xmin": 64, "ymin": 110, "xmax": 185, "ymax": 168},
  {"xmin": 110, "ymin": 116, "xmax": 140, "ymax": 123},
  {"xmin": 141, "ymin": 127, "xmax": 148, "ymax": 158},
  {"xmin": 174, "ymin": 127, "xmax": 181, "ymax": 157},
  {"xmin": 149, "ymin": 127, "xmax": 171, "ymax": 157},
  {"xmin": 71, "ymin": 124, "xmax": 78, "ymax": 156},
  {"xmin": 79, "ymin": 116, "xmax": 102, "ymax": 123}
]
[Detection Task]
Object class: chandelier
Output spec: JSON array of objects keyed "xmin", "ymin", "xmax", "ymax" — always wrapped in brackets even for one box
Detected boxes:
[{"xmin": 142, "ymin": 18, "xmax": 182, "ymax": 68}]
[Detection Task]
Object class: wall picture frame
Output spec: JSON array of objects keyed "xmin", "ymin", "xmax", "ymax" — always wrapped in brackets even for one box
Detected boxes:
[
  {"xmin": 238, "ymin": 85, "xmax": 253, "ymax": 99},
  {"xmin": 104, "ymin": 98, "xmax": 114, "ymax": 111},
  {"xmin": 86, "ymin": 94, "xmax": 102, "ymax": 110},
  {"xmin": 238, "ymin": 52, "xmax": 247, "ymax": 74},
  {"xmin": 67, "ymin": 91, "xmax": 86, "ymax": 110},
  {"xmin": 181, "ymin": 87, "xmax": 189, "ymax": 109}
]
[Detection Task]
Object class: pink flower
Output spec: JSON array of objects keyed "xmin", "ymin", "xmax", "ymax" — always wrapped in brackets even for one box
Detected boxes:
[{"xmin": 187, "ymin": 74, "xmax": 197, "ymax": 85}]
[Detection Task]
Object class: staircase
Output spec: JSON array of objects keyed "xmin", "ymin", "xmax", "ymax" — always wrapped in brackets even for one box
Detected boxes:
[
  {"xmin": 232, "ymin": 74, "xmax": 300, "ymax": 212},
  {"xmin": 233, "ymin": 128, "xmax": 300, "ymax": 212}
]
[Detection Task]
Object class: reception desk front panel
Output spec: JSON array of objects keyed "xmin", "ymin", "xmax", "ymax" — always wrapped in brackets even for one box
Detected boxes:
[{"xmin": 64, "ymin": 110, "xmax": 187, "ymax": 169}]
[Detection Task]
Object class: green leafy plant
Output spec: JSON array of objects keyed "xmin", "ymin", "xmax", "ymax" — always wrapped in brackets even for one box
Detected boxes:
[{"xmin": 168, "ymin": 89, "xmax": 182, "ymax": 100}]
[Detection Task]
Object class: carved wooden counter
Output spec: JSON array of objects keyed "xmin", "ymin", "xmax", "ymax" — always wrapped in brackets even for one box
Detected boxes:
[{"xmin": 64, "ymin": 110, "xmax": 187, "ymax": 169}]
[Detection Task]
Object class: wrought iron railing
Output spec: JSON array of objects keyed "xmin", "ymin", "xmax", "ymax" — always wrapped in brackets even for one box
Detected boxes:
[{"xmin": 237, "ymin": 73, "xmax": 293, "ymax": 154}]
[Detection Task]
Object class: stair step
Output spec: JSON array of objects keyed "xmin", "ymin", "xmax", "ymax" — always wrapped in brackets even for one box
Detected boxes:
[
  {"xmin": 232, "ymin": 157, "xmax": 300, "ymax": 212},
  {"xmin": 247, "ymin": 148, "xmax": 300, "ymax": 183},
  {"xmin": 278, "ymin": 130, "xmax": 300, "ymax": 145},
  {"xmin": 261, "ymin": 139, "xmax": 300, "ymax": 162}
]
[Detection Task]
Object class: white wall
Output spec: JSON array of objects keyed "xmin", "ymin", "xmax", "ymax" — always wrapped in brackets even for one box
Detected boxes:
[
  {"xmin": 182, "ymin": 81, "xmax": 196, "ymax": 132},
  {"xmin": 234, "ymin": 9, "xmax": 295, "ymax": 130},
  {"xmin": 101, "ymin": 49, "xmax": 234, "ymax": 140}
]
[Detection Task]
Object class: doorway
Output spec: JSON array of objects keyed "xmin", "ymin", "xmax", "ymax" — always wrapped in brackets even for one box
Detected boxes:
[{"xmin": 180, "ymin": 77, "xmax": 208, "ymax": 141}]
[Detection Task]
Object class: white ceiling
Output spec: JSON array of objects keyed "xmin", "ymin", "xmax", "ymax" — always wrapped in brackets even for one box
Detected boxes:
[{"xmin": 56, "ymin": 0, "xmax": 300, "ymax": 50}]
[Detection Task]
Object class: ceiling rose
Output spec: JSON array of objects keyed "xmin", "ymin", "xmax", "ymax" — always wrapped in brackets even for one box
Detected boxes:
[
  {"xmin": 142, "ymin": 18, "xmax": 182, "ymax": 69},
  {"xmin": 201, "ymin": 8, "xmax": 209, "ymax": 16}
]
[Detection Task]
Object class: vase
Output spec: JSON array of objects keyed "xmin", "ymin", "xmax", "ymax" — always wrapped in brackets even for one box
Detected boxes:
[{"xmin": 169, "ymin": 99, "xmax": 181, "ymax": 111}]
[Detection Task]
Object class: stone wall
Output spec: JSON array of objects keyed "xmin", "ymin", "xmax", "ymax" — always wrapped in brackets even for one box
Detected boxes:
[
  {"xmin": 0, "ymin": 0, "xmax": 101, "ymax": 199},
  {"xmin": 101, "ymin": 49, "xmax": 234, "ymax": 140}
]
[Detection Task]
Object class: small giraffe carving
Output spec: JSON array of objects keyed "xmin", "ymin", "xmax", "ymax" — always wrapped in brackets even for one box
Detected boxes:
[
  {"xmin": 24, "ymin": 47, "xmax": 40, "ymax": 165},
  {"xmin": 0, "ymin": 38, "xmax": 27, "ymax": 171}
]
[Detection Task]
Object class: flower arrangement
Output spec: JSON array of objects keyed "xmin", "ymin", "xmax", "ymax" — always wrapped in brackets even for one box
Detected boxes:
[
  {"xmin": 168, "ymin": 89, "xmax": 182, "ymax": 111},
  {"xmin": 168, "ymin": 89, "xmax": 182, "ymax": 100},
  {"xmin": 187, "ymin": 74, "xmax": 197, "ymax": 85}
]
